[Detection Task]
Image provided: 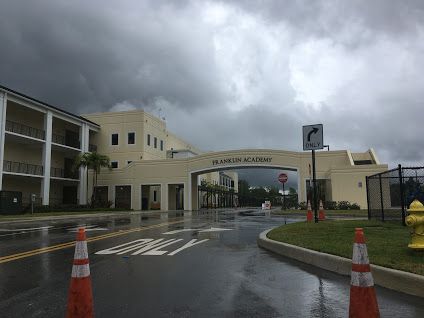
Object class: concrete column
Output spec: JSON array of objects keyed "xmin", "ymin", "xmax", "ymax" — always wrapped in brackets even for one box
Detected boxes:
[
  {"xmin": 78, "ymin": 124, "xmax": 89, "ymax": 204},
  {"xmin": 0, "ymin": 92, "xmax": 7, "ymax": 190},
  {"xmin": 161, "ymin": 183, "xmax": 168, "ymax": 211},
  {"xmin": 41, "ymin": 111, "xmax": 53, "ymax": 205},
  {"xmin": 190, "ymin": 174, "xmax": 198, "ymax": 211},
  {"xmin": 186, "ymin": 175, "xmax": 191, "ymax": 211}
]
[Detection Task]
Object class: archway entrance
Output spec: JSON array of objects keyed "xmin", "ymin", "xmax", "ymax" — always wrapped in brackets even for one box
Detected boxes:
[{"xmin": 188, "ymin": 165, "xmax": 299, "ymax": 211}]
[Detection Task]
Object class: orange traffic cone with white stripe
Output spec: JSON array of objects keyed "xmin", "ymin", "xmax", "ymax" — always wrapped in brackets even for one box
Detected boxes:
[
  {"xmin": 318, "ymin": 200, "xmax": 326, "ymax": 221},
  {"xmin": 66, "ymin": 227, "xmax": 94, "ymax": 318},
  {"xmin": 306, "ymin": 200, "xmax": 313, "ymax": 222},
  {"xmin": 349, "ymin": 228, "xmax": 379, "ymax": 318}
]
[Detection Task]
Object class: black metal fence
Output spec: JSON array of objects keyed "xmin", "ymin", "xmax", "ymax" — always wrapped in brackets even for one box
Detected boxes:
[
  {"xmin": 366, "ymin": 164, "xmax": 424, "ymax": 225},
  {"xmin": 198, "ymin": 186, "xmax": 238, "ymax": 209}
]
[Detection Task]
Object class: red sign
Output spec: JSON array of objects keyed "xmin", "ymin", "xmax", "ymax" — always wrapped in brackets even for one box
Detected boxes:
[{"xmin": 278, "ymin": 173, "xmax": 288, "ymax": 184}]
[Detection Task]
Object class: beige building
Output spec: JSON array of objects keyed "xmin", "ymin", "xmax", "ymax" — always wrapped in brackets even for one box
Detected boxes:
[
  {"xmin": 82, "ymin": 110, "xmax": 238, "ymax": 210},
  {"xmin": 0, "ymin": 85, "xmax": 388, "ymax": 211}
]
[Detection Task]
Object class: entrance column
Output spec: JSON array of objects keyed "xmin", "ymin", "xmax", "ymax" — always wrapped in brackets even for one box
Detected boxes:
[
  {"xmin": 41, "ymin": 111, "xmax": 52, "ymax": 205},
  {"xmin": 78, "ymin": 123, "xmax": 89, "ymax": 205},
  {"xmin": 0, "ymin": 92, "xmax": 7, "ymax": 190},
  {"xmin": 161, "ymin": 183, "xmax": 168, "ymax": 211},
  {"xmin": 190, "ymin": 174, "xmax": 198, "ymax": 211}
]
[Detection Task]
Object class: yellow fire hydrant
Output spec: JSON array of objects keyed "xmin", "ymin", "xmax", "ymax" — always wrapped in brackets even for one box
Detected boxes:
[{"xmin": 406, "ymin": 199, "xmax": 424, "ymax": 250}]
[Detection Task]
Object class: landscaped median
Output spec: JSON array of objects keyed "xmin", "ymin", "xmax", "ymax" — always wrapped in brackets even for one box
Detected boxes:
[{"xmin": 258, "ymin": 220, "xmax": 424, "ymax": 298}]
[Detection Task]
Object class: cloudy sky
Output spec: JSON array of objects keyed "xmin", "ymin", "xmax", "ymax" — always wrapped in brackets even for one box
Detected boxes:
[{"xmin": 1, "ymin": 0, "xmax": 424, "ymax": 168}]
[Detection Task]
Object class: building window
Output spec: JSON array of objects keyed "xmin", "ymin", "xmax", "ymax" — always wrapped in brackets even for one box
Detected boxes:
[
  {"xmin": 153, "ymin": 190, "xmax": 157, "ymax": 201},
  {"xmin": 154, "ymin": 137, "xmax": 157, "ymax": 148},
  {"xmin": 147, "ymin": 134, "xmax": 151, "ymax": 146},
  {"xmin": 128, "ymin": 132, "xmax": 135, "ymax": 145},
  {"xmin": 111, "ymin": 134, "xmax": 118, "ymax": 145},
  {"xmin": 160, "ymin": 140, "xmax": 163, "ymax": 151},
  {"xmin": 111, "ymin": 161, "xmax": 118, "ymax": 169},
  {"xmin": 127, "ymin": 160, "xmax": 132, "ymax": 165}
]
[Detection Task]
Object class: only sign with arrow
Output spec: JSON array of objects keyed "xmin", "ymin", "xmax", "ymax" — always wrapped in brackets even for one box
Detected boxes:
[{"xmin": 303, "ymin": 124, "xmax": 323, "ymax": 150}]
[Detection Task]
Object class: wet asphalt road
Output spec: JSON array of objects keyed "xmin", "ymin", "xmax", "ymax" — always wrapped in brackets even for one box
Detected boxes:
[{"xmin": 0, "ymin": 209, "xmax": 423, "ymax": 317}]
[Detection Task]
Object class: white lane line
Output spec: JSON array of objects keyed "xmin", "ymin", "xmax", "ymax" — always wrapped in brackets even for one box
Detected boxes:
[
  {"xmin": 162, "ymin": 229, "xmax": 196, "ymax": 235},
  {"xmin": 67, "ymin": 225, "xmax": 108, "ymax": 232},
  {"xmin": 163, "ymin": 227, "xmax": 233, "ymax": 235},
  {"xmin": 0, "ymin": 226, "xmax": 53, "ymax": 232},
  {"xmin": 198, "ymin": 227, "xmax": 233, "ymax": 233}
]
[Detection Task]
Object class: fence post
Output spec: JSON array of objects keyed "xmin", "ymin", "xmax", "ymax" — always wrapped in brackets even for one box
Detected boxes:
[
  {"xmin": 379, "ymin": 174, "xmax": 385, "ymax": 222},
  {"xmin": 398, "ymin": 164, "xmax": 406, "ymax": 226},
  {"xmin": 366, "ymin": 176, "xmax": 371, "ymax": 220}
]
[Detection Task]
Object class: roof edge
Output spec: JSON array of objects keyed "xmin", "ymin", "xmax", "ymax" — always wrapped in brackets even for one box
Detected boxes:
[{"xmin": 0, "ymin": 84, "xmax": 100, "ymax": 127}]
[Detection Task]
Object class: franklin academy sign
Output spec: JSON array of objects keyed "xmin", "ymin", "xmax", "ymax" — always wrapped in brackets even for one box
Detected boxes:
[{"xmin": 212, "ymin": 157, "xmax": 273, "ymax": 166}]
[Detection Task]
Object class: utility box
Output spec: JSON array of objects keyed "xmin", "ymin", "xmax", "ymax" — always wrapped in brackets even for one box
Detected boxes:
[{"xmin": 0, "ymin": 191, "xmax": 23, "ymax": 214}]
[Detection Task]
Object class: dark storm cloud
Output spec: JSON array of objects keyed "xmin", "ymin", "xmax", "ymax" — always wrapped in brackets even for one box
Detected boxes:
[{"xmin": 0, "ymin": 0, "xmax": 225, "ymax": 112}]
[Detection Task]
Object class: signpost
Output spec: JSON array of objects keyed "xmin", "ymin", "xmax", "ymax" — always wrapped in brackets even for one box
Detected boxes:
[
  {"xmin": 278, "ymin": 173, "xmax": 288, "ymax": 210},
  {"xmin": 303, "ymin": 124, "xmax": 324, "ymax": 223}
]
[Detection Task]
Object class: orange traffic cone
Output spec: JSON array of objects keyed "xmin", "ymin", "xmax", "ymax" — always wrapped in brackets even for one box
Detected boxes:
[
  {"xmin": 306, "ymin": 200, "xmax": 313, "ymax": 222},
  {"xmin": 318, "ymin": 200, "xmax": 326, "ymax": 221},
  {"xmin": 66, "ymin": 227, "xmax": 94, "ymax": 318},
  {"xmin": 349, "ymin": 228, "xmax": 380, "ymax": 318}
]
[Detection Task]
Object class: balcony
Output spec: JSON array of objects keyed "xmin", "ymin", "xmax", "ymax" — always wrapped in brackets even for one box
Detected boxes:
[
  {"xmin": 51, "ymin": 167, "xmax": 79, "ymax": 180},
  {"xmin": 3, "ymin": 160, "xmax": 43, "ymax": 176},
  {"xmin": 52, "ymin": 133, "xmax": 80, "ymax": 149},
  {"xmin": 5, "ymin": 120, "xmax": 45, "ymax": 140}
]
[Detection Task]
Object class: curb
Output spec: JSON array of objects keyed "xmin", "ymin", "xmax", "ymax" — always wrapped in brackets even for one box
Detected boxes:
[{"xmin": 258, "ymin": 228, "xmax": 424, "ymax": 298}]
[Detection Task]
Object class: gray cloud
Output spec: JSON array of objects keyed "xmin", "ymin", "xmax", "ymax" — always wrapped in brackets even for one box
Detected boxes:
[{"xmin": 1, "ymin": 0, "xmax": 423, "ymax": 169}]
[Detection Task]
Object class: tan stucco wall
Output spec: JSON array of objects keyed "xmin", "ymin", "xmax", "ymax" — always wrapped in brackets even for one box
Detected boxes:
[
  {"xmin": 329, "ymin": 167, "xmax": 387, "ymax": 209},
  {"xmin": 82, "ymin": 110, "xmax": 201, "ymax": 168}
]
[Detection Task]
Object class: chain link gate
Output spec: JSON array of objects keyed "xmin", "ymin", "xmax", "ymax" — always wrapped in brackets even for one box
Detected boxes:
[{"xmin": 366, "ymin": 164, "xmax": 424, "ymax": 225}]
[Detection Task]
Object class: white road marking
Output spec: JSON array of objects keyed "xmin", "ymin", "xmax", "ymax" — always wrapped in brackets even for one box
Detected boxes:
[
  {"xmin": 0, "ymin": 226, "xmax": 53, "ymax": 232},
  {"xmin": 95, "ymin": 238, "xmax": 209, "ymax": 256},
  {"xmin": 68, "ymin": 225, "xmax": 108, "ymax": 232},
  {"xmin": 163, "ymin": 227, "xmax": 233, "ymax": 235},
  {"xmin": 131, "ymin": 239, "xmax": 182, "ymax": 255},
  {"xmin": 95, "ymin": 239, "xmax": 154, "ymax": 255},
  {"xmin": 162, "ymin": 229, "xmax": 196, "ymax": 235},
  {"xmin": 142, "ymin": 239, "xmax": 184, "ymax": 255},
  {"xmin": 167, "ymin": 239, "xmax": 209, "ymax": 256},
  {"xmin": 198, "ymin": 227, "xmax": 233, "ymax": 233}
]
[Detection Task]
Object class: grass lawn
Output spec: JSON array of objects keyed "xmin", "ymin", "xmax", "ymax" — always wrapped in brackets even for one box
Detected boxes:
[
  {"xmin": 272, "ymin": 209, "xmax": 368, "ymax": 217},
  {"xmin": 267, "ymin": 220, "xmax": 424, "ymax": 276}
]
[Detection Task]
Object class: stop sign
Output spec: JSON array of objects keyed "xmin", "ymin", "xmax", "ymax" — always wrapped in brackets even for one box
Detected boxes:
[{"xmin": 278, "ymin": 173, "xmax": 288, "ymax": 184}]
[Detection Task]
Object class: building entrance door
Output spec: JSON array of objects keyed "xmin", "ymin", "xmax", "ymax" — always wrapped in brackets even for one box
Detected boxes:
[
  {"xmin": 115, "ymin": 186, "xmax": 131, "ymax": 209},
  {"xmin": 63, "ymin": 186, "xmax": 77, "ymax": 204}
]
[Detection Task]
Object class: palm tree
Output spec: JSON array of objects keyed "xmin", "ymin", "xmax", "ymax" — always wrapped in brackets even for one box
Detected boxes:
[{"xmin": 74, "ymin": 152, "xmax": 110, "ymax": 206}]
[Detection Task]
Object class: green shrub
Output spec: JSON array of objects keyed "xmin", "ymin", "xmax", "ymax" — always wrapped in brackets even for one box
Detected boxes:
[
  {"xmin": 337, "ymin": 201, "xmax": 351, "ymax": 210},
  {"xmin": 298, "ymin": 201, "xmax": 307, "ymax": 210},
  {"xmin": 350, "ymin": 203, "xmax": 360, "ymax": 210},
  {"xmin": 325, "ymin": 201, "xmax": 337, "ymax": 210}
]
